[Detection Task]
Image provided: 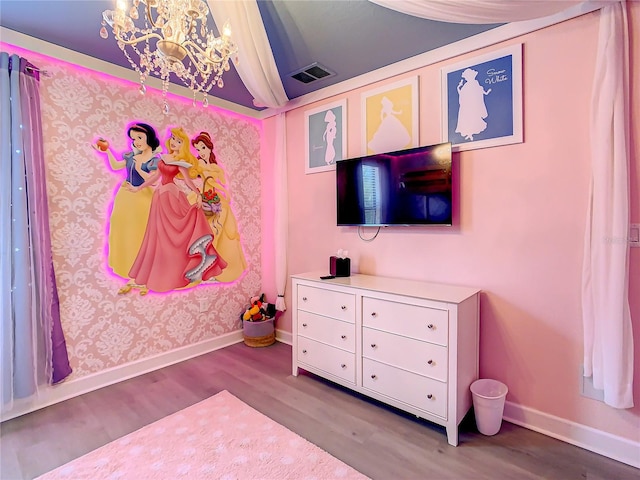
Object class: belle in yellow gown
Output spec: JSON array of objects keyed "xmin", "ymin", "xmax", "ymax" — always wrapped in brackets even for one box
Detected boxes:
[{"xmin": 191, "ymin": 131, "xmax": 247, "ymax": 283}]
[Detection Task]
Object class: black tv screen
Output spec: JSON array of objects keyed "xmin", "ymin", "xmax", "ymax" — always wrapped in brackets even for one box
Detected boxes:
[{"xmin": 336, "ymin": 142, "xmax": 452, "ymax": 226}]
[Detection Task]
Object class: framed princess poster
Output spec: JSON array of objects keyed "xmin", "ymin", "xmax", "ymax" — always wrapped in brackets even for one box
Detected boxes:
[
  {"xmin": 304, "ymin": 99, "xmax": 347, "ymax": 174},
  {"xmin": 441, "ymin": 43, "xmax": 523, "ymax": 152},
  {"xmin": 361, "ymin": 77, "xmax": 419, "ymax": 155}
]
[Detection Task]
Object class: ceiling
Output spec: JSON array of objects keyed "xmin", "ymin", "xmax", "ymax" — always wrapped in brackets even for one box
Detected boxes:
[{"xmin": 0, "ymin": 1, "xmax": 502, "ymax": 112}]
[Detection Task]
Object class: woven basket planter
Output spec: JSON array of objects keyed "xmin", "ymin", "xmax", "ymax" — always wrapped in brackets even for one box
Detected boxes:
[{"xmin": 243, "ymin": 317, "xmax": 275, "ymax": 347}]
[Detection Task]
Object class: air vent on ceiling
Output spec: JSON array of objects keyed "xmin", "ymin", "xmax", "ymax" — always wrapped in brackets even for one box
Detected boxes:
[{"xmin": 289, "ymin": 63, "xmax": 334, "ymax": 84}]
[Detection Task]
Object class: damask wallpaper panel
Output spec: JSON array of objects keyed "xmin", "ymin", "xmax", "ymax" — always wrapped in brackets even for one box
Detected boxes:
[{"xmin": 8, "ymin": 46, "xmax": 263, "ymax": 380}]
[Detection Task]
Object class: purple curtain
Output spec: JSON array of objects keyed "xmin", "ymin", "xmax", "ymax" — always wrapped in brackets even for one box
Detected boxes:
[{"xmin": 1, "ymin": 52, "xmax": 71, "ymax": 409}]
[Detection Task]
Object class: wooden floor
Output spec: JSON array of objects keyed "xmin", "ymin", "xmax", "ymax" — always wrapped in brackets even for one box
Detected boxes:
[{"xmin": 1, "ymin": 341, "xmax": 637, "ymax": 480}]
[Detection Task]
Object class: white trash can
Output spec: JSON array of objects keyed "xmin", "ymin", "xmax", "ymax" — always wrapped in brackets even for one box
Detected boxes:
[{"xmin": 470, "ymin": 379, "xmax": 508, "ymax": 436}]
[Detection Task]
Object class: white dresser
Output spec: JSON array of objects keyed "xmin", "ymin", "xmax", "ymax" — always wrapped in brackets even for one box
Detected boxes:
[{"xmin": 291, "ymin": 271, "xmax": 480, "ymax": 446}]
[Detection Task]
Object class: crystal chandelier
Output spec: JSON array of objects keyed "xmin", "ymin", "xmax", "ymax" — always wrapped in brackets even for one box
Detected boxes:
[{"xmin": 100, "ymin": 0, "xmax": 238, "ymax": 114}]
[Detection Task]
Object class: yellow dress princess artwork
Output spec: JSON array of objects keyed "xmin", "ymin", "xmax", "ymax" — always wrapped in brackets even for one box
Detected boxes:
[
  {"xmin": 93, "ymin": 123, "xmax": 161, "ymax": 293},
  {"xmin": 191, "ymin": 131, "xmax": 247, "ymax": 283}
]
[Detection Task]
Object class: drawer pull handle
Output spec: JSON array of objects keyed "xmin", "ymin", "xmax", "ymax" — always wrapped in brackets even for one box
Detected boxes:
[
  {"xmin": 302, "ymin": 349, "xmax": 307, "ymax": 354},
  {"xmin": 371, "ymin": 312, "xmax": 377, "ymax": 317},
  {"xmin": 341, "ymin": 335, "xmax": 347, "ymax": 339},
  {"xmin": 341, "ymin": 305, "xmax": 347, "ymax": 310},
  {"xmin": 370, "ymin": 343, "xmax": 377, "ymax": 348},
  {"xmin": 302, "ymin": 323, "xmax": 308, "ymax": 327},
  {"xmin": 302, "ymin": 297, "xmax": 308, "ymax": 301},
  {"xmin": 427, "ymin": 394, "xmax": 433, "ymax": 399},
  {"xmin": 427, "ymin": 359, "xmax": 434, "ymax": 365},
  {"xmin": 371, "ymin": 374, "xmax": 377, "ymax": 379},
  {"xmin": 341, "ymin": 364, "xmax": 346, "ymax": 369},
  {"xmin": 427, "ymin": 324, "xmax": 434, "ymax": 329}
]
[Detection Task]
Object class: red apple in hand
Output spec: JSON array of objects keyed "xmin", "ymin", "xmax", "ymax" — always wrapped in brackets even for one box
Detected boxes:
[{"xmin": 96, "ymin": 138, "xmax": 109, "ymax": 151}]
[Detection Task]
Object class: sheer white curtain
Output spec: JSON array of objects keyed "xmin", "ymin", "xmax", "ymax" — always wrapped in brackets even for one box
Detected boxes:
[
  {"xmin": 369, "ymin": 0, "xmax": 582, "ymax": 22},
  {"xmin": 370, "ymin": 0, "xmax": 632, "ymax": 408},
  {"xmin": 207, "ymin": 0, "xmax": 288, "ymax": 109},
  {"xmin": 274, "ymin": 113, "xmax": 288, "ymax": 311},
  {"xmin": 582, "ymin": 1, "xmax": 632, "ymax": 409}
]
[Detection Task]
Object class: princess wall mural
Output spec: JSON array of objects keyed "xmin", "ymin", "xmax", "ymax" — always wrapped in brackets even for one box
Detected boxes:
[{"xmin": 94, "ymin": 122, "xmax": 247, "ymax": 295}]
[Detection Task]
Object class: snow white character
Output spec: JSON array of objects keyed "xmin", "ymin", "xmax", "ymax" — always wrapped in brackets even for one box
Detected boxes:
[{"xmin": 93, "ymin": 123, "xmax": 161, "ymax": 294}]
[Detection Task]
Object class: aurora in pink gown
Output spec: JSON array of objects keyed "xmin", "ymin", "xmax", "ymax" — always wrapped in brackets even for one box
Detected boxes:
[{"xmin": 129, "ymin": 160, "xmax": 227, "ymax": 292}]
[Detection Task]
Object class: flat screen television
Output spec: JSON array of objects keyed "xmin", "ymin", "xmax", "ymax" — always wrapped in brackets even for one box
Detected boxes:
[{"xmin": 336, "ymin": 142, "xmax": 452, "ymax": 226}]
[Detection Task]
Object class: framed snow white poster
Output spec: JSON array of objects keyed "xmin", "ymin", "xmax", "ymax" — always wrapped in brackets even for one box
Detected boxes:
[
  {"xmin": 441, "ymin": 44, "xmax": 523, "ymax": 152},
  {"xmin": 305, "ymin": 99, "xmax": 347, "ymax": 174}
]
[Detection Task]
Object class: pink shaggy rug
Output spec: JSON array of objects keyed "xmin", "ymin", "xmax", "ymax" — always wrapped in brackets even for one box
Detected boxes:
[{"xmin": 36, "ymin": 390, "xmax": 369, "ymax": 479}]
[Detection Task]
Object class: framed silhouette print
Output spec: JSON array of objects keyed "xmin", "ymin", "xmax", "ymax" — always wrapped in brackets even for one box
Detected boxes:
[
  {"xmin": 361, "ymin": 77, "xmax": 419, "ymax": 155},
  {"xmin": 305, "ymin": 99, "xmax": 347, "ymax": 174},
  {"xmin": 441, "ymin": 44, "xmax": 523, "ymax": 152}
]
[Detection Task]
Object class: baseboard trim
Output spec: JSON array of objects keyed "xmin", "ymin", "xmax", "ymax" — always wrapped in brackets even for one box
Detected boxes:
[
  {"xmin": 1, "ymin": 331, "xmax": 244, "ymax": 423},
  {"xmin": 275, "ymin": 328, "xmax": 292, "ymax": 345},
  {"xmin": 503, "ymin": 401, "xmax": 640, "ymax": 468}
]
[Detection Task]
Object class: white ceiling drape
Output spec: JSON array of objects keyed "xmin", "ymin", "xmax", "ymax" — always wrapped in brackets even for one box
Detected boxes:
[
  {"xmin": 371, "ymin": 0, "xmax": 632, "ymax": 409},
  {"xmin": 369, "ymin": 0, "xmax": 584, "ymax": 23},
  {"xmin": 207, "ymin": 0, "xmax": 288, "ymax": 109}
]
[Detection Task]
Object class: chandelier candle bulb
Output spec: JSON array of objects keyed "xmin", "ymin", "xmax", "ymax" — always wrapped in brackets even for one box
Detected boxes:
[{"xmin": 100, "ymin": 0, "xmax": 238, "ymax": 110}]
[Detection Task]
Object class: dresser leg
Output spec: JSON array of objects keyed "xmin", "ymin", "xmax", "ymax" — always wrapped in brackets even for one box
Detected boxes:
[
  {"xmin": 446, "ymin": 426, "xmax": 459, "ymax": 446},
  {"xmin": 292, "ymin": 365, "xmax": 299, "ymax": 377}
]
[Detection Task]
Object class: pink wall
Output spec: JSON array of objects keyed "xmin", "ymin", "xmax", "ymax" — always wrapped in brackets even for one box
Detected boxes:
[{"xmin": 280, "ymin": 8, "xmax": 639, "ymax": 443}]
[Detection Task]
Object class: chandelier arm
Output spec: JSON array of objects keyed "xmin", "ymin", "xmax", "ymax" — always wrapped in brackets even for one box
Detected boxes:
[
  {"xmin": 181, "ymin": 40, "xmax": 229, "ymax": 67},
  {"xmin": 114, "ymin": 32, "xmax": 163, "ymax": 46},
  {"xmin": 181, "ymin": 43, "xmax": 216, "ymax": 75},
  {"xmin": 145, "ymin": 1, "xmax": 158, "ymax": 28},
  {"xmin": 185, "ymin": 16, "xmax": 196, "ymax": 37}
]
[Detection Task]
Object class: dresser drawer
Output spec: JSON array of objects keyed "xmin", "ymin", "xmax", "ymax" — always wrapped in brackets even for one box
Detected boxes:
[
  {"xmin": 298, "ymin": 311, "xmax": 355, "ymax": 352},
  {"xmin": 362, "ymin": 328, "xmax": 448, "ymax": 382},
  {"xmin": 362, "ymin": 358, "xmax": 447, "ymax": 418},
  {"xmin": 297, "ymin": 337, "xmax": 356, "ymax": 384},
  {"xmin": 297, "ymin": 285, "xmax": 356, "ymax": 323},
  {"xmin": 362, "ymin": 297, "xmax": 448, "ymax": 346}
]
